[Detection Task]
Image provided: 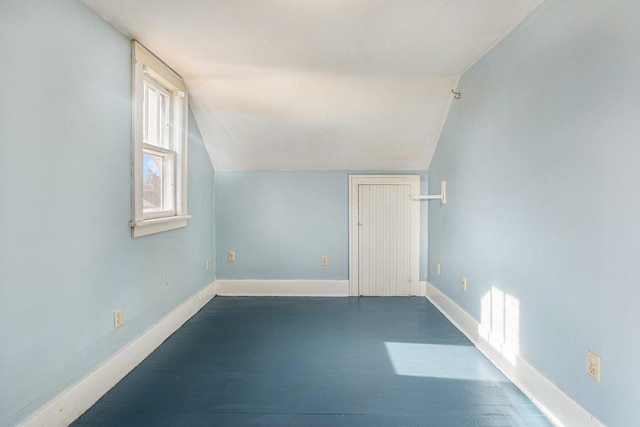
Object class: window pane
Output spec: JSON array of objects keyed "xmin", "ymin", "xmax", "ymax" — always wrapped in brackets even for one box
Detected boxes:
[
  {"xmin": 144, "ymin": 82, "xmax": 159, "ymax": 145},
  {"xmin": 143, "ymin": 79, "xmax": 171, "ymax": 149},
  {"xmin": 158, "ymin": 91, "xmax": 170, "ymax": 149},
  {"xmin": 143, "ymin": 152, "xmax": 163, "ymax": 212}
]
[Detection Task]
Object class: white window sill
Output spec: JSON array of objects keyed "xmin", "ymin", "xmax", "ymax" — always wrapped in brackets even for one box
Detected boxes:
[{"xmin": 130, "ymin": 215, "xmax": 192, "ymax": 238}]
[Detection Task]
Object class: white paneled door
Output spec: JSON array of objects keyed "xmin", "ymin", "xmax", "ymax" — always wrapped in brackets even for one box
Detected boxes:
[{"xmin": 349, "ymin": 176, "xmax": 420, "ymax": 296}]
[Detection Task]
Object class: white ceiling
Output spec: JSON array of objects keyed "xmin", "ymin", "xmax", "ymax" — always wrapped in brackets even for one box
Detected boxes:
[{"xmin": 82, "ymin": 0, "xmax": 542, "ymax": 171}]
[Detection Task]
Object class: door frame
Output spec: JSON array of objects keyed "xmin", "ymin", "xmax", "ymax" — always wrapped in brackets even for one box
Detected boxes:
[{"xmin": 348, "ymin": 175, "xmax": 421, "ymax": 296}]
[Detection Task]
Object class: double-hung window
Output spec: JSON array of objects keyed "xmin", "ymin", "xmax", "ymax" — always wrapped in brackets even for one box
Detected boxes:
[{"xmin": 130, "ymin": 41, "xmax": 190, "ymax": 237}]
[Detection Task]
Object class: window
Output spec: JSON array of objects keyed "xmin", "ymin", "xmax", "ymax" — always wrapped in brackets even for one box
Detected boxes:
[{"xmin": 130, "ymin": 41, "xmax": 190, "ymax": 237}]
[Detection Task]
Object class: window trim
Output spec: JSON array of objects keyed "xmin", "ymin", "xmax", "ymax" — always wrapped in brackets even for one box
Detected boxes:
[{"xmin": 130, "ymin": 41, "xmax": 190, "ymax": 238}]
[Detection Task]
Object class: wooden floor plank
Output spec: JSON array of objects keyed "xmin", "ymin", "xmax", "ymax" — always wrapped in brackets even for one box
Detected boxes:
[{"xmin": 72, "ymin": 297, "xmax": 552, "ymax": 426}]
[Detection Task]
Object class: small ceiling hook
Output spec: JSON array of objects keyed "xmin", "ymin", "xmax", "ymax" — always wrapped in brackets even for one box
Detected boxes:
[{"xmin": 452, "ymin": 89, "xmax": 461, "ymax": 100}]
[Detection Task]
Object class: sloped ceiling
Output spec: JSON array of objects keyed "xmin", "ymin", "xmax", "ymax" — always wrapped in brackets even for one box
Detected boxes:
[{"xmin": 82, "ymin": 0, "xmax": 542, "ymax": 171}]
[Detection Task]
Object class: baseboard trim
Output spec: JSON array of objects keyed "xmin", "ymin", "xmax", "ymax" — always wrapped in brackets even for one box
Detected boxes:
[
  {"xmin": 418, "ymin": 280, "xmax": 427, "ymax": 296},
  {"xmin": 216, "ymin": 280, "xmax": 349, "ymax": 297},
  {"xmin": 425, "ymin": 282, "xmax": 605, "ymax": 427},
  {"xmin": 19, "ymin": 281, "xmax": 217, "ymax": 427}
]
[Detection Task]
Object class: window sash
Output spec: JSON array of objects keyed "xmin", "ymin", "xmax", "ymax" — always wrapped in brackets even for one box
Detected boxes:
[
  {"xmin": 143, "ymin": 77, "xmax": 172, "ymax": 150},
  {"xmin": 142, "ymin": 147, "xmax": 176, "ymax": 219},
  {"xmin": 142, "ymin": 76, "xmax": 176, "ymax": 220}
]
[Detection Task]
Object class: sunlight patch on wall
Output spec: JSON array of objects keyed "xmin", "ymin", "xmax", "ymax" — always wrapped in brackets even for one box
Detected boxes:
[
  {"xmin": 384, "ymin": 342, "xmax": 507, "ymax": 382},
  {"xmin": 479, "ymin": 286, "xmax": 520, "ymax": 365}
]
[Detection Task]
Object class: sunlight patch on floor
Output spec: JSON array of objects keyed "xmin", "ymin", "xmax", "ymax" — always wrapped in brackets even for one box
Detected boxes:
[{"xmin": 384, "ymin": 342, "xmax": 508, "ymax": 382}]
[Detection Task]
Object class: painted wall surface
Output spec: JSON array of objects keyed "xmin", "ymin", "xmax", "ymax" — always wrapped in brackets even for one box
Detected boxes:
[
  {"xmin": 0, "ymin": 1, "xmax": 215, "ymax": 426},
  {"xmin": 428, "ymin": 1, "xmax": 640, "ymax": 425},
  {"xmin": 216, "ymin": 171, "xmax": 429, "ymax": 281}
]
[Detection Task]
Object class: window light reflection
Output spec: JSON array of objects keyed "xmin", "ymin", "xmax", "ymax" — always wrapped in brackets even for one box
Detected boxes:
[
  {"xmin": 479, "ymin": 286, "xmax": 520, "ymax": 365},
  {"xmin": 384, "ymin": 342, "xmax": 508, "ymax": 382}
]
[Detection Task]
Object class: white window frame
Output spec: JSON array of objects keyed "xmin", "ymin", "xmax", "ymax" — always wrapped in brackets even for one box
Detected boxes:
[{"xmin": 130, "ymin": 41, "xmax": 190, "ymax": 238}]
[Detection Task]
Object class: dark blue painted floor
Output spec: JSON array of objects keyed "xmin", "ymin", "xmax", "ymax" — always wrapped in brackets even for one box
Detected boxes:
[{"xmin": 72, "ymin": 297, "xmax": 553, "ymax": 426}]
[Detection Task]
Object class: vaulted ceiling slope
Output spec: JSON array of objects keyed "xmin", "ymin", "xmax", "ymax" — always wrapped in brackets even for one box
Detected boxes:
[{"xmin": 82, "ymin": 0, "xmax": 542, "ymax": 171}]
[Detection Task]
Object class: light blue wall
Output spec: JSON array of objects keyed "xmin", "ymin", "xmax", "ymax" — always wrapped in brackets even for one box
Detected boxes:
[
  {"xmin": 428, "ymin": 1, "xmax": 640, "ymax": 425},
  {"xmin": 0, "ymin": 1, "xmax": 215, "ymax": 426},
  {"xmin": 216, "ymin": 171, "xmax": 429, "ymax": 281}
]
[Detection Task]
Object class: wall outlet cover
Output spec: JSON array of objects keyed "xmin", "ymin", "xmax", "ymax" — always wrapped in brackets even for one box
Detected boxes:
[
  {"xmin": 586, "ymin": 350, "xmax": 601, "ymax": 382},
  {"xmin": 114, "ymin": 309, "xmax": 123, "ymax": 329}
]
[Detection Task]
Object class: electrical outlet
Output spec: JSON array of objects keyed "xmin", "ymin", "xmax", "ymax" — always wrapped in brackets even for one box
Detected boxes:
[
  {"xmin": 205, "ymin": 259, "xmax": 211, "ymax": 270},
  {"xmin": 586, "ymin": 350, "xmax": 601, "ymax": 382},
  {"xmin": 461, "ymin": 276, "xmax": 467, "ymax": 291},
  {"xmin": 321, "ymin": 256, "xmax": 328, "ymax": 266},
  {"xmin": 436, "ymin": 263, "xmax": 441, "ymax": 275},
  {"xmin": 114, "ymin": 309, "xmax": 122, "ymax": 329},
  {"xmin": 228, "ymin": 251, "xmax": 235, "ymax": 262}
]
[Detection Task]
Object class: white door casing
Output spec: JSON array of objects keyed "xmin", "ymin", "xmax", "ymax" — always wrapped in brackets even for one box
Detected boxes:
[{"xmin": 349, "ymin": 175, "xmax": 420, "ymax": 296}]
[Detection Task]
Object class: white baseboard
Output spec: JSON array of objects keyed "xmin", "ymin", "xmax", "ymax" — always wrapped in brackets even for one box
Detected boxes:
[
  {"xmin": 24, "ymin": 280, "xmax": 596, "ymax": 427},
  {"xmin": 418, "ymin": 280, "xmax": 427, "ymax": 296},
  {"xmin": 19, "ymin": 281, "xmax": 217, "ymax": 427},
  {"xmin": 425, "ymin": 282, "xmax": 605, "ymax": 427},
  {"xmin": 216, "ymin": 280, "xmax": 349, "ymax": 297}
]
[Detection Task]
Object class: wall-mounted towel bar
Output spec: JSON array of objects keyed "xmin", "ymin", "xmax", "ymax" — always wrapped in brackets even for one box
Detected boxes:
[{"xmin": 413, "ymin": 181, "xmax": 446, "ymax": 204}]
